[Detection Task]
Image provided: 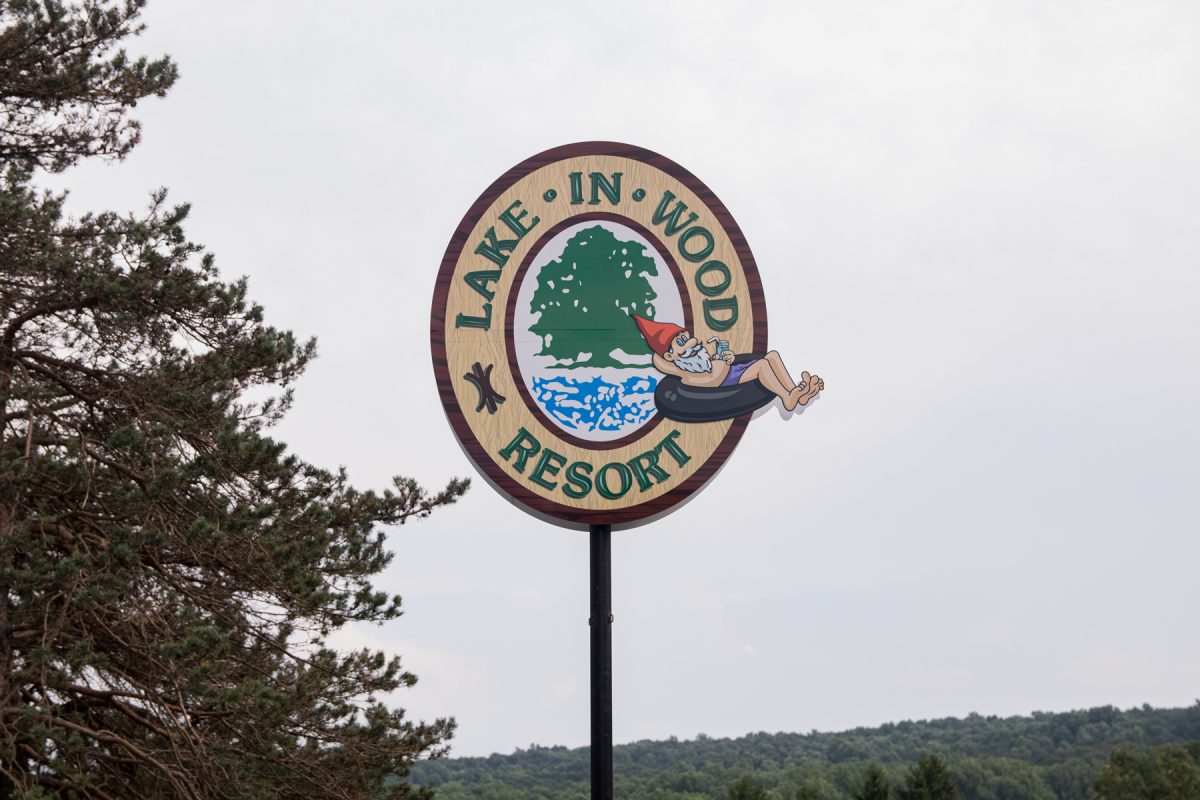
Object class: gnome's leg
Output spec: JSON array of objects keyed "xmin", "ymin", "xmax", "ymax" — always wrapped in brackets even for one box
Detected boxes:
[
  {"xmin": 739, "ymin": 360, "xmax": 800, "ymax": 411},
  {"xmin": 762, "ymin": 350, "xmax": 797, "ymax": 392}
]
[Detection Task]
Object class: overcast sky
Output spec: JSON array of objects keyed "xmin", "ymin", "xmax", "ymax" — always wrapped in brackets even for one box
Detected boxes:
[{"xmin": 46, "ymin": 1, "xmax": 1200, "ymax": 758}]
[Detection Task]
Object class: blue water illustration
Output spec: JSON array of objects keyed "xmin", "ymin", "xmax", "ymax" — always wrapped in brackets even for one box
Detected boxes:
[{"xmin": 531, "ymin": 375, "xmax": 658, "ymax": 433}]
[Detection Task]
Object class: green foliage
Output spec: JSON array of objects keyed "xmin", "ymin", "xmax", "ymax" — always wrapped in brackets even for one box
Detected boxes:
[
  {"xmin": 0, "ymin": 2, "xmax": 466, "ymax": 797},
  {"xmin": 1094, "ymin": 743, "xmax": 1200, "ymax": 800},
  {"xmin": 528, "ymin": 225, "xmax": 659, "ymax": 368},
  {"xmin": 898, "ymin": 755, "xmax": 958, "ymax": 800},
  {"xmin": 950, "ymin": 757, "xmax": 1053, "ymax": 800},
  {"xmin": 728, "ymin": 775, "xmax": 770, "ymax": 800},
  {"xmin": 854, "ymin": 764, "xmax": 891, "ymax": 800},
  {"xmin": 413, "ymin": 704, "xmax": 1200, "ymax": 800},
  {"xmin": 0, "ymin": 0, "xmax": 178, "ymax": 172}
]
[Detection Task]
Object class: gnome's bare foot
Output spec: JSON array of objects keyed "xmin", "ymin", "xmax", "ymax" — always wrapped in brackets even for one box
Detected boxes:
[
  {"xmin": 783, "ymin": 387, "xmax": 803, "ymax": 412},
  {"xmin": 795, "ymin": 373, "xmax": 824, "ymax": 406}
]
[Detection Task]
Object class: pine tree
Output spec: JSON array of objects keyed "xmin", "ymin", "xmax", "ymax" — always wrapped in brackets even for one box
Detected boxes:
[
  {"xmin": 0, "ymin": 0, "xmax": 178, "ymax": 171},
  {"xmin": 854, "ymin": 763, "xmax": 892, "ymax": 800},
  {"xmin": 528, "ymin": 225, "xmax": 659, "ymax": 368},
  {"xmin": 0, "ymin": 2, "xmax": 467, "ymax": 796},
  {"xmin": 899, "ymin": 755, "xmax": 959, "ymax": 800}
]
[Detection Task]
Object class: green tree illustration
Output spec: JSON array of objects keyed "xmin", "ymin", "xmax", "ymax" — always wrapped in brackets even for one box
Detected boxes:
[{"xmin": 528, "ymin": 225, "xmax": 659, "ymax": 368}]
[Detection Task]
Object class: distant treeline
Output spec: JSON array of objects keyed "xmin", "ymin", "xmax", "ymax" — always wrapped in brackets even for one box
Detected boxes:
[{"xmin": 412, "ymin": 702, "xmax": 1200, "ymax": 799}]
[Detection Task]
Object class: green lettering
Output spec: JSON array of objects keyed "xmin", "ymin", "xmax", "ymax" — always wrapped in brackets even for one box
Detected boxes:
[
  {"xmin": 651, "ymin": 190, "xmax": 699, "ymax": 236},
  {"xmin": 657, "ymin": 430, "xmax": 692, "ymax": 468},
  {"xmin": 474, "ymin": 200, "xmax": 539, "ymax": 266},
  {"xmin": 588, "ymin": 172, "xmax": 622, "ymax": 205},
  {"xmin": 695, "ymin": 260, "xmax": 731, "ymax": 296},
  {"xmin": 529, "ymin": 448, "xmax": 567, "ymax": 490},
  {"xmin": 678, "ymin": 226, "xmax": 714, "ymax": 263},
  {"xmin": 497, "ymin": 427, "xmax": 541, "ymax": 473},
  {"xmin": 499, "ymin": 199, "xmax": 539, "ymax": 238},
  {"xmin": 569, "ymin": 172, "xmax": 584, "ymax": 204},
  {"xmin": 628, "ymin": 449, "xmax": 670, "ymax": 492},
  {"xmin": 455, "ymin": 304, "xmax": 492, "ymax": 330},
  {"xmin": 596, "ymin": 461, "xmax": 633, "ymax": 500},
  {"xmin": 564, "ymin": 461, "xmax": 593, "ymax": 498},
  {"xmin": 474, "ymin": 227, "xmax": 518, "ymax": 267},
  {"xmin": 463, "ymin": 270, "xmax": 501, "ymax": 301},
  {"xmin": 703, "ymin": 296, "xmax": 738, "ymax": 332}
]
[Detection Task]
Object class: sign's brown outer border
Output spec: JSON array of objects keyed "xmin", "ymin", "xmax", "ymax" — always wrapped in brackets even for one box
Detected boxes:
[{"xmin": 430, "ymin": 141, "xmax": 769, "ymax": 527}]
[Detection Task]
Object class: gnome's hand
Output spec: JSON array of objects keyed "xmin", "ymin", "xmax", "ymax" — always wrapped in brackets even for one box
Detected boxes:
[{"xmin": 721, "ymin": 351, "xmax": 735, "ymax": 364}]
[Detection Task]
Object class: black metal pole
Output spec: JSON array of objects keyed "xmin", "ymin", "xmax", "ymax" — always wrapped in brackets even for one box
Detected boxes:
[{"xmin": 589, "ymin": 523, "xmax": 613, "ymax": 800}]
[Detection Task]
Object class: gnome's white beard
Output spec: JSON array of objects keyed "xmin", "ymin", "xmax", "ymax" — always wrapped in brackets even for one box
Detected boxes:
[{"xmin": 674, "ymin": 346, "xmax": 712, "ymax": 373}]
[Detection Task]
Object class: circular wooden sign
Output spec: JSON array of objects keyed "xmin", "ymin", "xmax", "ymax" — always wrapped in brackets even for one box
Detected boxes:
[{"xmin": 431, "ymin": 142, "xmax": 769, "ymax": 528}]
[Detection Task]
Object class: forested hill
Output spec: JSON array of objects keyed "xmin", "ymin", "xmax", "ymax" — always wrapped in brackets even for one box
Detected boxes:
[{"xmin": 412, "ymin": 703, "xmax": 1200, "ymax": 799}]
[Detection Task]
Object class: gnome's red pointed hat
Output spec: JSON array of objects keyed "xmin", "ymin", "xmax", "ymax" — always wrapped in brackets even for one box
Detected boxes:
[{"xmin": 631, "ymin": 315, "xmax": 685, "ymax": 355}]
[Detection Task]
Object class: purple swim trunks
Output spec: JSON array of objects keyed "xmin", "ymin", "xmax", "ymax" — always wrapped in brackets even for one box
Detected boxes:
[{"xmin": 720, "ymin": 359, "xmax": 757, "ymax": 387}]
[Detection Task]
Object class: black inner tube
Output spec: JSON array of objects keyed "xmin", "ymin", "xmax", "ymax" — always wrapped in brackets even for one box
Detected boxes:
[{"xmin": 654, "ymin": 353, "xmax": 775, "ymax": 423}]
